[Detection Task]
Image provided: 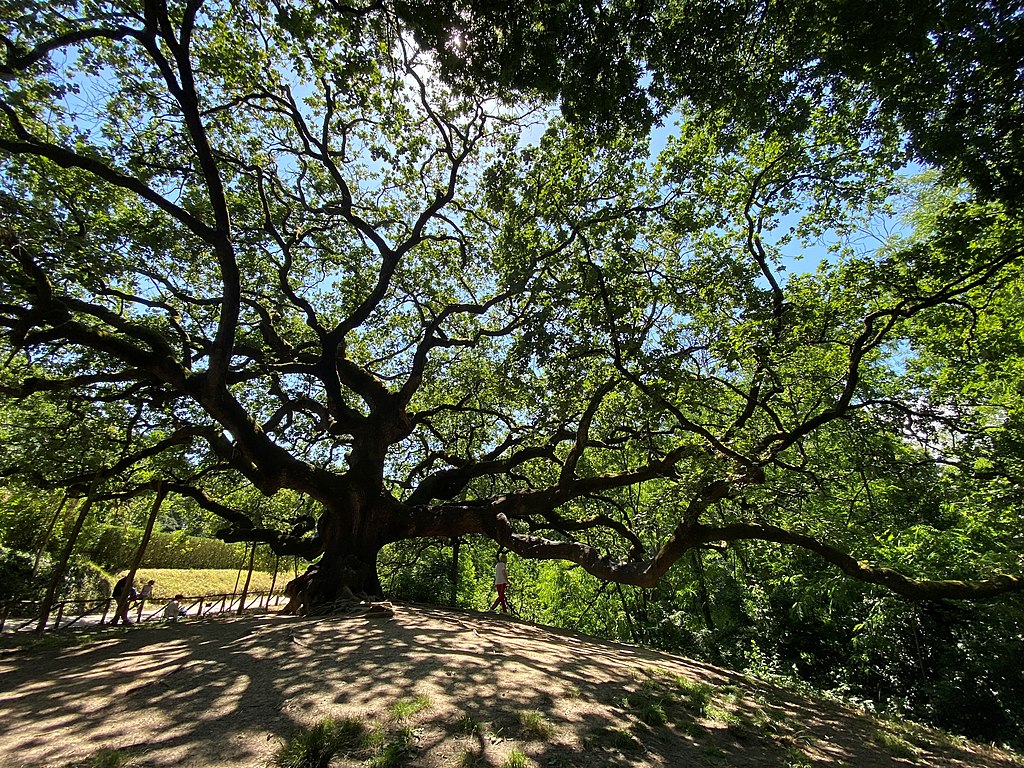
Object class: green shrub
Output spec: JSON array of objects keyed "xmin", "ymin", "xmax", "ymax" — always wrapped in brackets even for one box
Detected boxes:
[
  {"xmin": 61, "ymin": 557, "xmax": 114, "ymax": 602},
  {"xmin": 273, "ymin": 717, "xmax": 364, "ymax": 768},
  {"xmin": 0, "ymin": 547, "xmax": 111, "ymax": 604},
  {"xmin": 0, "ymin": 547, "xmax": 41, "ymax": 602},
  {"xmin": 365, "ymin": 726, "xmax": 417, "ymax": 768},
  {"xmin": 517, "ymin": 710, "xmax": 555, "ymax": 740},
  {"xmin": 871, "ymin": 728, "xmax": 918, "ymax": 760},
  {"xmin": 378, "ymin": 538, "xmax": 488, "ymax": 607},
  {"xmin": 389, "ymin": 695, "xmax": 432, "ymax": 720},
  {"xmin": 0, "ymin": 489, "xmax": 56, "ymax": 553},
  {"xmin": 380, "ymin": 540, "xmax": 459, "ymax": 605}
]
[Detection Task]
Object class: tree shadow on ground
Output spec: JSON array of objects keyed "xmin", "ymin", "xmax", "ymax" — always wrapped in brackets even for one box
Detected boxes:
[{"xmin": 0, "ymin": 605, "xmax": 1018, "ymax": 768}]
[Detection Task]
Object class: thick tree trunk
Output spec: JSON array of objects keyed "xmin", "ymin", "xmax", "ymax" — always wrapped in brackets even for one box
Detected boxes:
[
  {"xmin": 281, "ymin": 546, "xmax": 383, "ymax": 615},
  {"xmin": 280, "ymin": 489, "xmax": 391, "ymax": 614}
]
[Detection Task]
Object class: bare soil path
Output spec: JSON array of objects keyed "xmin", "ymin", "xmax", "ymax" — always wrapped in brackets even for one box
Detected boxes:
[{"xmin": 0, "ymin": 605, "xmax": 1020, "ymax": 768}]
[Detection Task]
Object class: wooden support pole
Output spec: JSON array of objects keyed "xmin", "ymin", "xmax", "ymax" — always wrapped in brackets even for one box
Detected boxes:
[
  {"xmin": 113, "ymin": 481, "xmax": 166, "ymax": 626},
  {"xmin": 36, "ymin": 479, "xmax": 99, "ymax": 633},
  {"xmin": 238, "ymin": 542, "xmax": 257, "ymax": 614}
]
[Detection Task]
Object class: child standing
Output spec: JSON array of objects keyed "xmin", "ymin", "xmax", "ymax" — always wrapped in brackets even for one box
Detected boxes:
[{"xmin": 489, "ymin": 554, "xmax": 509, "ymax": 613}]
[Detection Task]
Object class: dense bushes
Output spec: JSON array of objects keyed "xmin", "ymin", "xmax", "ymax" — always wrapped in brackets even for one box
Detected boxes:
[
  {"xmin": 379, "ymin": 539, "xmax": 480, "ymax": 605},
  {"xmin": 647, "ymin": 556, "xmax": 1024, "ymax": 751},
  {"xmin": 0, "ymin": 489, "xmax": 59, "ymax": 555},
  {"xmin": 0, "ymin": 545, "xmax": 112, "ymax": 604},
  {"xmin": 87, "ymin": 525, "xmax": 277, "ymax": 571},
  {"xmin": 0, "ymin": 547, "xmax": 39, "ymax": 602},
  {"xmin": 480, "ymin": 544, "xmax": 1024, "ymax": 752}
]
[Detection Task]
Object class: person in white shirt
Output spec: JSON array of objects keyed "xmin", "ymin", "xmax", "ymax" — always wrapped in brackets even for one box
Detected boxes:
[
  {"xmin": 489, "ymin": 554, "xmax": 509, "ymax": 613},
  {"xmin": 163, "ymin": 595, "xmax": 187, "ymax": 621}
]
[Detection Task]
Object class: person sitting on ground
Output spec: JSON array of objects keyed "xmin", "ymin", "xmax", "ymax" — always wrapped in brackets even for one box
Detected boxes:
[{"xmin": 163, "ymin": 595, "xmax": 187, "ymax": 621}]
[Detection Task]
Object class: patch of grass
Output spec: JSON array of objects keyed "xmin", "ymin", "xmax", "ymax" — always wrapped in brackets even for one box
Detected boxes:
[
  {"xmin": 673, "ymin": 676, "xmax": 714, "ymax": 715},
  {"xmin": 503, "ymin": 748, "xmax": 530, "ymax": 768},
  {"xmin": 677, "ymin": 719, "xmax": 706, "ymax": 739},
  {"xmin": 517, "ymin": 710, "xmax": 556, "ymax": 740},
  {"xmin": 872, "ymin": 728, "xmax": 919, "ymax": 761},
  {"xmin": 365, "ymin": 725, "xmax": 418, "ymax": 768},
  {"xmin": 541, "ymin": 756, "xmax": 578, "ymax": 768},
  {"xmin": 623, "ymin": 667, "xmax": 724, "ymax": 734},
  {"xmin": 702, "ymin": 744, "xmax": 728, "ymax": 760},
  {"xmin": 457, "ymin": 714, "xmax": 484, "ymax": 735},
  {"xmin": 587, "ymin": 725, "xmax": 642, "ymax": 752},
  {"xmin": 779, "ymin": 747, "xmax": 814, "ymax": 768},
  {"xmin": 620, "ymin": 691, "xmax": 668, "ymax": 727},
  {"xmin": 635, "ymin": 699, "xmax": 667, "ymax": 726},
  {"xmin": 273, "ymin": 717, "xmax": 364, "ymax": 768},
  {"xmin": 634, "ymin": 667, "xmax": 717, "ymax": 716},
  {"xmin": 639, "ymin": 665, "xmax": 669, "ymax": 679},
  {"xmin": 362, "ymin": 727, "xmax": 387, "ymax": 753},
  {"xmin": 457, "ymin": 749, "xmax": 490, "ymax": 767},
  {"xmin": 630, "ymin": 666, "xmax": 766, "ymax": 742},
  {"xmin": 743, "ymin": 706, "xmax": 785, "ymax": 736},
  {"xmin": 704, "ymin": 703, "xmax": 743, "ymax": 728},
  {"xmin": 65, "ymin": 749, "xmax": 132, "ymax": 768},
  {"xmin": 389, "ymin": 694, "xmax": 432, "ymax": 720}
]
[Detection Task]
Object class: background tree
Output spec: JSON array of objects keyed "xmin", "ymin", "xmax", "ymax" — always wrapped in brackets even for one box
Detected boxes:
[{"xmin": 408, "ymin": 0, "xmax": 1024, "ymax": 202}]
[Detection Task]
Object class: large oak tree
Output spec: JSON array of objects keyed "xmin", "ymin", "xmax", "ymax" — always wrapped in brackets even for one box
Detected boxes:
[{"xmin": 1, "ymin": 0, "xmax": 1022, "ymax": 610}]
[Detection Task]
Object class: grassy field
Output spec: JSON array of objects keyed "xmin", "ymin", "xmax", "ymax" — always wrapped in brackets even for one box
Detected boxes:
[{"xmin": 113, "ymin": 568, "xmax": 292, "ymax": 599}]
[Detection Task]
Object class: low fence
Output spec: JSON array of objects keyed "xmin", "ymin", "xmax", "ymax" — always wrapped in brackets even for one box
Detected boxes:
[{"xmin": 0, "ymin": 589, "xmax": 289, "ymax": 634}]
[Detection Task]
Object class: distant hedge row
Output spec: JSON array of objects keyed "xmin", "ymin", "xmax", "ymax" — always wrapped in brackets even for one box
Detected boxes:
[{"xmin": 88, "ymin": 525, "xmax": 280, "ymax": 571}]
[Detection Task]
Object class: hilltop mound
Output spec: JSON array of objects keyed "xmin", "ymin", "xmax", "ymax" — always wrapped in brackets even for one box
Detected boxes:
[{"xmin": 0, "ymin": 605, "xmax": 1020, "ymax": 768}]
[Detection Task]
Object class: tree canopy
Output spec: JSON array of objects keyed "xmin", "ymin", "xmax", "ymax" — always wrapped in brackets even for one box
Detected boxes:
[{"xmin": 1, "ymin": 0, "xmax": 1022, "ymax": 610}]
